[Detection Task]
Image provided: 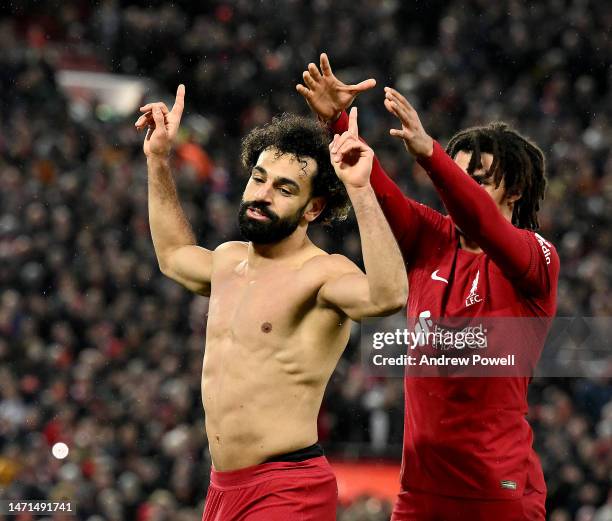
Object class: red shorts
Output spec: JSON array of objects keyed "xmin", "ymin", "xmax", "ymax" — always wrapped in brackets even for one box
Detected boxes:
[
  {"xmin": 201, "ymin": 456, "xmax": 337, "ymax": 521},
  {"xmin": 391, "ymin": 487, "xmax": 545, "ymax": 521}
]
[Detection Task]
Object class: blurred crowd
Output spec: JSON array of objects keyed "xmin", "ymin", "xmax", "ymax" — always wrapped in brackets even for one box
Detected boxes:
[{"xmin": 0, "ymin": 1, "xmax": 610, "ymax": 520}]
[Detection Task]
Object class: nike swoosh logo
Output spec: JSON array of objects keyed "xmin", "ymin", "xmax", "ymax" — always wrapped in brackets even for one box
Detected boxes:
[{"xmin": 431, "ymin": 270, "xmax": 448, "ymax": 284}]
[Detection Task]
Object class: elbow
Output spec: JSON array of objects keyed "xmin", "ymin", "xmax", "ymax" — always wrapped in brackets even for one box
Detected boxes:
[
  {"xmin": 382, "ymin": 301, "xmax": 405, "ymax": 316},
  {"xmin": 371, "ymin": 285, "xmax": 408, "ymax": 316},
  {"xmin": 157, "ymin": 257, "xmax": 173, "ymax": 278},
  {"xmin": 157, "ymin": 248, "xmax": 178, "ymax": 278}
]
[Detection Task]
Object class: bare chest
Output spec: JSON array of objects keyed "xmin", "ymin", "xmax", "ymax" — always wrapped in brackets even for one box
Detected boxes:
[{"xmin": 207, "ymin": 263, "xmax": 319, "ymax": 343}]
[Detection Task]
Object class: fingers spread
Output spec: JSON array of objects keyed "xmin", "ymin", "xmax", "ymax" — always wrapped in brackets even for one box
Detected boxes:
[
  {"xmin": 384, "ymin": 95, "xmax": 412, "ymax": 127},
  {"xmin": 302, "ymin": 70, "xmax": 317, "ymax": 90},
  {"xmin": 349, "ymin": 78, "xmax": 377, "ymax": 92},
  {"xmin": 384, "ymin": 86, "xmax": 415, "ymax": 112},
  {"xmin": 383, "ymin": 98, "xmax": 396, "ymax": 115},
  {"xmin": 295, "ymin": 84, "xmax": 312, "ymax": 98},
  {"xmin": 307, "ymin": 62, "xmax": 322, "ymax": 81},
  {"xmin": 320, "ymin": 53, "xmax": 333, "ymax": 77},
  {"xmin": 389, "ymin": 128, "xmax": 409, "ymax": 140}
]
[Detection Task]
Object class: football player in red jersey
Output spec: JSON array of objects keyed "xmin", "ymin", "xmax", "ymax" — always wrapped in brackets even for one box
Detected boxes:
[{"xmin": 298, "ymin": 54, "xmax": 560, "ymax": 521}]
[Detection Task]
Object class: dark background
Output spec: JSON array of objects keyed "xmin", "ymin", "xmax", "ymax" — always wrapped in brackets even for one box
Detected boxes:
[{"xmin": 0, "ymin": 1, "xmax": 610, "ymax": 520}]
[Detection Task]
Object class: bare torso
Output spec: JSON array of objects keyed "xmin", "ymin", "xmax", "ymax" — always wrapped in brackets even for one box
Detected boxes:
[{"xmin": 202, "ymin": 241, "xmax": 351, "ymax": 471}]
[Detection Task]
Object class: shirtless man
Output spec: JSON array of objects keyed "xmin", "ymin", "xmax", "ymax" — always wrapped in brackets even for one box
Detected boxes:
[{"xmin": 135, "ymin": 85, "xmax": 407, "ymax": 520}]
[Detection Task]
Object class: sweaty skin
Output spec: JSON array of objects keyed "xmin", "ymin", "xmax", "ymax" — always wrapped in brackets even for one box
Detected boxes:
[
  {"xmin": 203, "ymin": 240, "xmax": 350, "ymax": 470},
  {"xmin": 137, "ymin": 90, "xmax": 407, "ymax": 472}
]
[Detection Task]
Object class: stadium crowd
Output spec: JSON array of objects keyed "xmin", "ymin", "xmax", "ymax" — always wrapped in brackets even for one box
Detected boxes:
[{"xmin": 0, "ymin": 1, "xmax": 610, "ymax": 520}]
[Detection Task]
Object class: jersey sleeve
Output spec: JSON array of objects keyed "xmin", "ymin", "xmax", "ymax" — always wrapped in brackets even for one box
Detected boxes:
[
  {"xmin": 417, "ymin": 141, "xmax": 559, "ymax": 296},
  {"xmin": 519, "ymin": 231, "xmax": 560, "ymax": 298},
  {"xmin": 330, "ymin": 111, "xmax": 450, "ymax": 265}
]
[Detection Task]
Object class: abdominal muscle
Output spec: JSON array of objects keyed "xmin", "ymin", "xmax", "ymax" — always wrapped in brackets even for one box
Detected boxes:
[{"xmin": 202, "ymin": 327, "xmax": 345, "ymax": 471}]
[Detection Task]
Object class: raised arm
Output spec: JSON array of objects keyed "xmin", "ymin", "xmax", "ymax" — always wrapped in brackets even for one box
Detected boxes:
[
  {"xmin": 317, "ymin": 108, "xmax": 407, "ymax": 321},
  {"xmin": 297, "ymin": 53, "xmax": 443, "ymax": 261},
  {"xmin": 383, "ymin": 87, "xmax": 538, "ymax": 281},
  {"xmin": 136, "ymin": 85, "xmax": 212, "ymax": 296}
]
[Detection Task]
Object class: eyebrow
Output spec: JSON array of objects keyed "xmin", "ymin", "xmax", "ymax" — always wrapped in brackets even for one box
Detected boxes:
[{"xmin": 252, "ymin": 166, "xmax": 301, "ymax": 191}]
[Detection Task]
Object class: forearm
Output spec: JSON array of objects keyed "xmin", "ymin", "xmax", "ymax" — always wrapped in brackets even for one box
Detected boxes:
[
  {"xmin": 147, "ymin": 156, "xmax": 196, "ymax": 268},
  {"xmin": 331, "ymin": 111, "xmax": 421, "ymax": 257},
  {"xmin": 347, "ymin": 184, "xmax": 407, "ymax": 308},
  {"xmin": 417, "ymin": 141, "xmax": 531, "ymax": 275}
]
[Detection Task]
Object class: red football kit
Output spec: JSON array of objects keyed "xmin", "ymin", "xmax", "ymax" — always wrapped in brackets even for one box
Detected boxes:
[
  {"xmin": 202, "ymin": 456, "xmax": 337, "ymax": 521},
  {"xmin": 332, "ymin": 112, "xmax": 560, "ymax": 520}
]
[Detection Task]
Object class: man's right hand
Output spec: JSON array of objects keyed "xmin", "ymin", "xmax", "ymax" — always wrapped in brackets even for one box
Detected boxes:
[
  {"xmin": 135, "ymin": 84, "xmax": 185, "ymax": 158},
  {"xmin": 296, "ymin": 53, "xmax": 376, "ymax": 123}
]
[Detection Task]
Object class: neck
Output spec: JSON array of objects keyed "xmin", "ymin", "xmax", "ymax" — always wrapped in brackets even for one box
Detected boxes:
[{"xmin": 247, "ymin": 225, "xmax": 310, "ymax": 266}]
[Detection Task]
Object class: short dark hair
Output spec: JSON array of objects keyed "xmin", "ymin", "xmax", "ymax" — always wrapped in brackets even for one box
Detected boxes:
[
  {"xmin": 446, "ymin": 122, "xmax": 547, "ymax": 230},
  {"xmin": 240, "ymin": 113, "xmax": 350, "ymax": 225}
]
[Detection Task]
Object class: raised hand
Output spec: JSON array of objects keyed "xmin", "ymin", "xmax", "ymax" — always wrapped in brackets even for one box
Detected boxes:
[
  {"xmin": 384, "ymin": 87, "xmax": 434, "ymax": 158},
  {"xmin": 329, "ymin": 107, "xmax": 374, "ymax": 189},
  {"xmin": 297, "ymin": 53, "xmax": 376, "ymax": 123},
  {"xmin": 135, "ymin": 84, "xmax": 186, "ymax": 158}
]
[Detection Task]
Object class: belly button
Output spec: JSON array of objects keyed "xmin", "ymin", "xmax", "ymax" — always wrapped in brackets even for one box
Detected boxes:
[{"xmin": 261, "ymin": 322, "xmax": 272, "ymax": 333}]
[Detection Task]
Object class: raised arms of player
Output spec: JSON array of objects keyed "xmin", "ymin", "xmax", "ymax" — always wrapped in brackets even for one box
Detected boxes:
[
  {"xmin": 297, "ymin": 54, "xmax": 439, "ymax": 261},
  {"xmin": 317, "ymin": 108, "xmax": 407, "ymax": 321},
  {"xmin": 383, "ymin": 87, "xmax": 536, "ymax": 281},
  {"xmin": 135, "ymin": 85, "xmax": 212, "ymax": 296}
]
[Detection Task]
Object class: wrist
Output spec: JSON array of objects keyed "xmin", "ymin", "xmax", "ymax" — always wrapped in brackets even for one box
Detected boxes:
[
  {"xmin": 146, "ymin": 153, "xmax": 171, "ymax": 166},
  {"xmin": 317, "ymin": 110, "xmax": 342, "ymax": 125},
  {"xmin": 417, "ymin": 136, "xmax": 434, "ymax": 158},
  {"xmin": 344, "ymin": 183, "xmax": 374, "ymax": 198},
  {"xmin": 329, "ymin": 110, "xmax": 342, "ymax": 123}
]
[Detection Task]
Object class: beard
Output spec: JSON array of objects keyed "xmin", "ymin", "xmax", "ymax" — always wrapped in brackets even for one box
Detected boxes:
[{"xmin": 238, "ymin": 200, "xmax": 307, "ymax": 244}]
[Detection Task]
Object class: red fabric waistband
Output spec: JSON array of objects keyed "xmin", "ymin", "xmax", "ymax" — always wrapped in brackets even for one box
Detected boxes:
[{"xmin": 210, "ymin": 456, "xmax": 332, "ymax": 489}]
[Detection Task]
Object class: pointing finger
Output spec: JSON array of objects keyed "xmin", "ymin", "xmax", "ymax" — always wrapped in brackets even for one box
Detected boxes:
[
  {"xmin": 348, "ymin": 106, "xmax": 358, "ymax": 136},
  {"xmin": 171, "ymin": 84, "xmax": 185, "ymax": 117}
]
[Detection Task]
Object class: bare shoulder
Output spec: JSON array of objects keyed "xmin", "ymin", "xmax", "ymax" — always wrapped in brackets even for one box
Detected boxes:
[
  {"xmin": 302, "ymin": 251, "xmax": 361, "ymax": 280},
  {"xmin": 214, "ymin": 241, "xmax": 248, "ymax": 256},
  {"xmin": 212, "ymin": 241, "xmax": 248, "ymax": 266}
]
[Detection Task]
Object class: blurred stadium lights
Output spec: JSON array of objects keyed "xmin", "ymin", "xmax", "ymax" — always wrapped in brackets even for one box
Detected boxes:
[{"xmin": 56, "ymin": 70, "xmax": 153, "ymax": 121}]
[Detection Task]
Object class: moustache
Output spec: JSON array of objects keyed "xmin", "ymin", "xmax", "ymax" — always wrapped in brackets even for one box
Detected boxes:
[{"xmin": 240, "ymin": 201, "xmax": 278, "ymax": 221}]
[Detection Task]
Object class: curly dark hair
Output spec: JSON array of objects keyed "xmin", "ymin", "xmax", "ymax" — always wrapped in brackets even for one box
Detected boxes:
[
  {"xmin": 446, "ymin": 122, "xmax": 547, "ymax": 230},
  {"xmin": 240, "ymin": 113, "xmax": 350, "ymax": 225}
]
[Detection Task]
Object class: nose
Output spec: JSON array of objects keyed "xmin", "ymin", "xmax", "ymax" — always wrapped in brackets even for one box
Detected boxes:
[{"xmin": 252, "ymin": 181, "xmax": 273, "ymax": 203}]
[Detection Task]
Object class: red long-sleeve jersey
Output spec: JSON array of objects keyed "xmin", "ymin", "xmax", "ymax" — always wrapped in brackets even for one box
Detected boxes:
[{"xmin": 332, "ymin": 112, "xmax": 559, "ymax": 499}]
